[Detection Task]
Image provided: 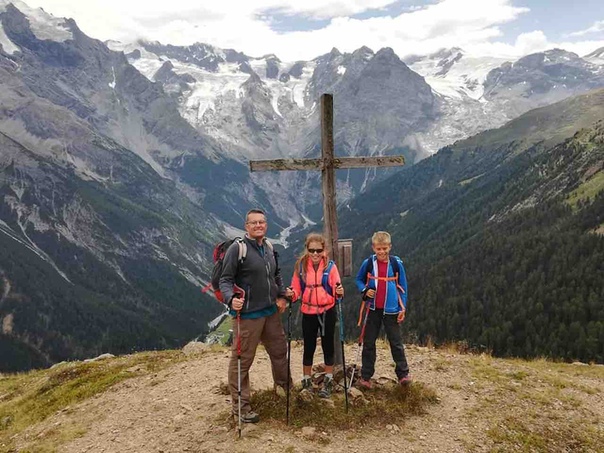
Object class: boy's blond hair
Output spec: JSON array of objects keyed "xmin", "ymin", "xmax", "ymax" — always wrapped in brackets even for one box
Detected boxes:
[{"xmin": 372, "ymin": 231, "xmax": 391, "ymax": 245}]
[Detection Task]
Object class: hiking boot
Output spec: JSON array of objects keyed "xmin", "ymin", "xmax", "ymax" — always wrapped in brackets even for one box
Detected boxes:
[
  {"xmin": 357, "ymin": 378, "xmax": 372, "ymax": 389},
  {"xmin": 234, "ymin": 410, "xmax": 260, "ymax": 424},
  {"xmin": 274, "ymin": 384, "xmax": 286, "ymax": 398},
  {"xmin": 318, "ymin": 376, "xmax": 333, "ymax": 398},
  {"xmin": 301, "ymin": 377, "xmax": 312, "ymax": 390},
  {"xmin": 399, "ymin": 375, "xmax": 412, "ymax": 386}
]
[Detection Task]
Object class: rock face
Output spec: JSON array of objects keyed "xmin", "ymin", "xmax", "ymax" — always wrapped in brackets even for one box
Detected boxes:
[
  {"xmin": 123, "ymin": 41, "xmax": 440, "ymax": 215},
  {"xmin": 0, "ymin": 2, "xmax": 278, "ymax": 370},
  {"xmin": 483, "ymin": 49, "xmax": 604, "ymax": 117},
  {"xmin": 305, "ymin": 47, "xmax": 438, "ymax": 159}
]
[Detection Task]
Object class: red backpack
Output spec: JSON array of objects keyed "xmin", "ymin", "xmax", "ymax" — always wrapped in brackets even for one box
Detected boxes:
[{"xmin": 203, "ymin": 237, "xmax": 273, "ymax": 302}]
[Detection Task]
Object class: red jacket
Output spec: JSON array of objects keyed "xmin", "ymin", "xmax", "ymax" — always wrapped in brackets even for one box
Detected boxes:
[{"xmin": 290, "ymin": 258, "xmax": 341, "ymax": 315}]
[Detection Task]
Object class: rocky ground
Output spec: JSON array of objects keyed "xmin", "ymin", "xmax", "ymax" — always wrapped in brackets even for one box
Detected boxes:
[{"xmin": 10, "ymin": 341, "xmax": 604, "ymax": 453}]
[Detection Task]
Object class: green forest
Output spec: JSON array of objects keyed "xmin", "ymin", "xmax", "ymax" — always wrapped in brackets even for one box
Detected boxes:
[
  {"xmin": 332, "ymin": 122, "xmax": 604, "ymax": 363},
  {"xmin": 0, "ymin": 231, "xmax": 222, "ymax": 372}
]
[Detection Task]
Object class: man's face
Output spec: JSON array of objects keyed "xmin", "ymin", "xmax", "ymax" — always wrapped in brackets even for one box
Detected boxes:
[
  {"xmin": 372, "ymin": 242, "xmax": 391, "ymax": 262},
  {"xmin": 245, "ymin": 212, "xmax": 267, "ymax": 240}
]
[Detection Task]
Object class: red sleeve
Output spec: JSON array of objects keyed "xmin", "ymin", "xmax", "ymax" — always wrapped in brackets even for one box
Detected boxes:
[{"xmin": 291, "ymin": 268, "xmax": 302, "ymax": 301}]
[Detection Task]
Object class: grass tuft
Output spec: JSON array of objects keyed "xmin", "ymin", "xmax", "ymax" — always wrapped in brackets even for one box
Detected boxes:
[
  {"xmin": 0, "ymin": 350, "xmax": 183, "ymax": 452},
  {"xmin": 487, "ymin": 415, "xmax": 603, "ymax": 452},
  {"xmin": 250, "ymin": 382, "xmax": 438, "ymax": 430}
]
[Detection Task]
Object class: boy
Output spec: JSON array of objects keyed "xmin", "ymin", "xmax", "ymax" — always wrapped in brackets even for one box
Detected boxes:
[{"xmin": 355, "ymin": 231, "xmax": 410, "ymax": 388}]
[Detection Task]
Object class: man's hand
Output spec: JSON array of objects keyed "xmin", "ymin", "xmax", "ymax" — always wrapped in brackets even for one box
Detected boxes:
[
  {"xmin": 231, "ymin": 297, "xmax": 244, "ymax": 311},
  {"xmin": 397, "ymin": 309, "xmax": 406, "ymax": 324},
  {"xmin": 365, "ymin": 288, "xmax": 376, "ymax": 299},
  {"xmin": 276, "ymin": 297, "xmax": 287, "ymax": 314}
]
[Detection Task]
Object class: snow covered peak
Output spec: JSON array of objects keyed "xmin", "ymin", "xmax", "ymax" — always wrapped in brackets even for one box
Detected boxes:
[
  {"xmin": 0, "ymin": 24, "xmax": 19, "ymax": 54},
  {"xmin": 407, "ymin": 47, "xmax": 507, "ymax": 100},
  {"xmin": 1, "ymin": 0, "xmax": 73, "ymax": 42},
  {"xmin": 584, "ymin": 47, "xmax": 604, "ymax": 66}
]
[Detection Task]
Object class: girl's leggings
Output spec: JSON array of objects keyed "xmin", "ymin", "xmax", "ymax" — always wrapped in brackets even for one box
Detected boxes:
[{"xmin": 302, "ymin": 306, "xmax": 336, "ymax": 366}]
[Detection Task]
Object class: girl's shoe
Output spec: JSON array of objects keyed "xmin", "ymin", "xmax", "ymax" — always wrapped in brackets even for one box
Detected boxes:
[
  {"xmin": 301, "ymin": 377, "xmax": 312, "ymax": 390},
  {"xmin": 318, "ymin": 376, "xmax": 333, "ymax": 398}
]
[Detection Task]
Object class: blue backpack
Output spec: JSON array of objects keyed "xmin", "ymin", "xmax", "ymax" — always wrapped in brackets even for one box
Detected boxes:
[{"xmin": 365, "ymin": 256, "xmax": 403, "ymax": 280}]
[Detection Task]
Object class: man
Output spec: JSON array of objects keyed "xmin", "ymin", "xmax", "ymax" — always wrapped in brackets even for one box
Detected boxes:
[{"xmin": 219, "ymin": 208, "xmax": 290, "ymax": 424}]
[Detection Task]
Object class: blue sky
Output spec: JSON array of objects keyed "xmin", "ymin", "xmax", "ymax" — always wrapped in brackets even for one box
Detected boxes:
[
  {"xmin": 23, "ymin": 0, "xmax": 604, "ymax": 60},
  {"xmin": 267, "ymin": 0, "xmax": 604, "ymax": 40},
  {"xmin": 499, "ymin": 0, "xmax": 604, "ymax": 41}
]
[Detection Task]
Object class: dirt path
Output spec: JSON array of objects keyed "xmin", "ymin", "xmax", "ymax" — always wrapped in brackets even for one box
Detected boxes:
[{"xmin": 16, "ymin": 343, "xmax": 604, "ymax": 453}]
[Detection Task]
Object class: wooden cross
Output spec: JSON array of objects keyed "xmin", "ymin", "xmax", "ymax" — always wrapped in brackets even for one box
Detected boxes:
[
  {"xmin": 249, "ymin": 93, "xmax": 405, "ymax": 364},
  {"xmin": 250, "ymin": 93, "xmax": 405, "ymax": 263}
]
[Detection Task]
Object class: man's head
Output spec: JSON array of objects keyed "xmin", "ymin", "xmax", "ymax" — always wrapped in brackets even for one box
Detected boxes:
[
  {"xmin": 245, "ymin": 209, "xmax": 267, "ymax": 241},
  {"xmin": 371, "ymin": 231, "xmax": 392, "ymax": 262}
]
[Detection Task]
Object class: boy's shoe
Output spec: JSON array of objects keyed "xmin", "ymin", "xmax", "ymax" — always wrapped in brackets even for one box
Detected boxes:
[
  {"xmin": 357, "ymin": 378, "xmax": 372, "ymax": 389},
  {"xmin": 318, "ymin": 376, "xmax": 333, "ymax": 398},
  {"xmin": 234, "ymin": 411, "xmax": 260, "ymax": 424},
  {"xmin": 399, "ymin": 375, "xmax": 412, "ymax": 386},
  {"xmin": 301, "ymin": 377, "xmax": 312, "ymax": 390}
]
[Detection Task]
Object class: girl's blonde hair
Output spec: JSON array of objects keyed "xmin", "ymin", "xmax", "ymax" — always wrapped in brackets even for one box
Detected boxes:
[{"xmin": 295, "ymin": 233, "xmax": 327, "ymax": 279}]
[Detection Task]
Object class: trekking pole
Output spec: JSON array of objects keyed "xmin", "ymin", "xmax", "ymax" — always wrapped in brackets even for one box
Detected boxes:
[
  {"xmin": 349, "ymin": 301, "xmax": 370, "ymax": 389},
  {"xmin": 286, "ymin": 296, "xmax": 292, "ymax": 425},
  {"xmin": 335, "ymin": 285, "xmax": 349, "ymax": 413},
  {"xmin": 236, "ymin": 312, "xmax": 242, "ymax": 439}
]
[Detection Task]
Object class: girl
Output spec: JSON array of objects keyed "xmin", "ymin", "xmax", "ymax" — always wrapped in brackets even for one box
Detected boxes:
[{"xmin": 288, "ymin": 233, "xmax": 344, "ymax": 398}]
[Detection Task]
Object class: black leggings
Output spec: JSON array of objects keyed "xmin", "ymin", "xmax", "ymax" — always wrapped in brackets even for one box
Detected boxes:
[{"xmin": 302, "ymin": 306, "xmax": 336, "ymax": 367}]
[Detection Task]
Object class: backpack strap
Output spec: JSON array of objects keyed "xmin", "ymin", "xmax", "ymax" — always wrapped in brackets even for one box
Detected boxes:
[
  {"xmin": 298, "ymin": 262, "xmax": 306, "ymax": 296},
  {"xmin": 321, "ymin": 260, "xmax": 335, "ymax": 296},
  {"xmin": 389, "ymin": 256, "xmax": 399, "ymax": 278},
  {"xmin": 236, "ymin": 238, "xmax": 246, "ymax": 263},
  {"xmin": 365, "ymin": 256, "xmax": 401, "ymax": 284},
  {"xmin": 263, "ymin": 238, "xmax": 274, "ymax": 253}
]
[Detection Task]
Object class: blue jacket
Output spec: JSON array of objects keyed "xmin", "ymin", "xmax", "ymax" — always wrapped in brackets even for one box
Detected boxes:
[{"xmin": 355, "ymin": 255, "xmax": 408, "ymax": 314}]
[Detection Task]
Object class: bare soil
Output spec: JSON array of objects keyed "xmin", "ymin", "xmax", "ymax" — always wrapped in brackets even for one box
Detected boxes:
[{"xmin": 14, "ymin": 343, "xmax": 604, "ymax": 453}]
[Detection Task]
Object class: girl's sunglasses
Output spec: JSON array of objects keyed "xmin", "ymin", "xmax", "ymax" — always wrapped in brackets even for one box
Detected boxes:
[{"xmin": 308, "ymin": 248, "xmax": 324, "ymax": 254}]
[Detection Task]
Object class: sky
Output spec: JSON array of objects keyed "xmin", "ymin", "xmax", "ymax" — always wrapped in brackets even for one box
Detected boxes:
[{"xmin": 20, "ymin": 0, "xmax": 604, "ymax": 61}]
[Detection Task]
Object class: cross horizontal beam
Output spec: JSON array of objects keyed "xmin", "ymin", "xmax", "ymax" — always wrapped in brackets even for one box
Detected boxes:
[{"xmin": 249, "ymin": 155, "xmax": 405, "ymax": 172}]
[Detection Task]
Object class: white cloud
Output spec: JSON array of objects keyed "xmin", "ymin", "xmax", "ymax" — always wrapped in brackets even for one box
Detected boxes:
[
  {"xmin": 466, "ymin": 30, "xmax": 604, "ymax": 60},
  {"xmin": 258, "ymin": 0, "xmax": 399, "ymax": 20},
  {"xmin": 18, "ymin": 0, "xmax": 604, "ymax": 61},
  {"xmin": 568, "ymin": 20, "xmax": 604, "ymax": 37}
]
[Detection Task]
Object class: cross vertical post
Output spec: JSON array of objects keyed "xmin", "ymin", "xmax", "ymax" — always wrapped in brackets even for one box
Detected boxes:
[
  {"xmin": 320, "ymin": 94, "xmax": 342, "ymax": 366},
  {"xmin": 321, "ymin": 94, "xmax": 338, "ymax": 266}
]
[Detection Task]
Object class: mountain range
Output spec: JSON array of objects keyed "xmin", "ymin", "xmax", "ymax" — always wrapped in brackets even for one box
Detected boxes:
[{"xmin": 0, "ymin": 0, "xmax": 603, "ymax": 370}]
